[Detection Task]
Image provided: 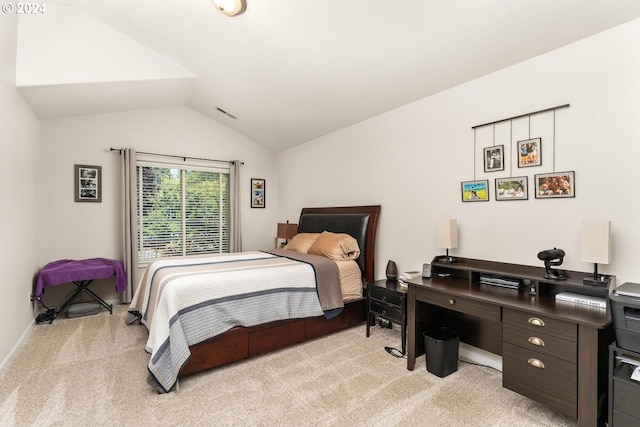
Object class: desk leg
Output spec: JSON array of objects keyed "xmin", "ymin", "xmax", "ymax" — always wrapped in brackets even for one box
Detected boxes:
[
  {"xmin": 407, "ymin": 284, "xmax": 416, "ymax": 370},
  {"xmin": 576, "ymin": 325, "xmax": 598, "ymax": 427}
]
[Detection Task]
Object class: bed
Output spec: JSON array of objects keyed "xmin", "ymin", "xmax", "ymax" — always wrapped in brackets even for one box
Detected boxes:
[{"xmin": 129, "ymin": 205, "xmax": 380, "ymax": 392}]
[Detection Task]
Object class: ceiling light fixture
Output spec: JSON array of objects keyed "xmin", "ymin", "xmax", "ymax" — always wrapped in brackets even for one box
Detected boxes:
[{"xmin": 212, "ymin": 0, "xmax": 246, "ymax": 17}]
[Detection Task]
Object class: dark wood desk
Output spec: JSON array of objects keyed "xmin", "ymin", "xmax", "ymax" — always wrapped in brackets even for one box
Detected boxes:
[{"xmin": 406, "ymin": 257, "xmax": 614, "ymax": 427}]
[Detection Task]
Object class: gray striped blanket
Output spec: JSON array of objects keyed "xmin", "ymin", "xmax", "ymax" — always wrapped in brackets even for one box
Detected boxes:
[{"xmin": 128, "ymin": 251, "xmax": 343, "ymax": 392}]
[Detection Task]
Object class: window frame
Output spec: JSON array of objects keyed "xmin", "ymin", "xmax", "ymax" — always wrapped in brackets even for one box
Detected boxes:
[{"xmin": 136, "ymin": 156, "xmax": 231, "ymax": 265}]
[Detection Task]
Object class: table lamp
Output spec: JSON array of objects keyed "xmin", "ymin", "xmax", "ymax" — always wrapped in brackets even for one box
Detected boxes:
[
  {"xmin": 277, "ymin": 221, "xmax": 298, "ymax": 246},
  {"xmin": 437, "ymin": 219, "xmax": 458, "ymax": 263},
  {"xmin": 581, "ymin": 221, "xmax": 611, "ymax": 286}
]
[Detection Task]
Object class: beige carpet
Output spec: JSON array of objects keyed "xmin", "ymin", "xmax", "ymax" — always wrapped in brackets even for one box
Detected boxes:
[{"xmin": 0, "ymin": 305, "xmax": 576, "ymax": 426}]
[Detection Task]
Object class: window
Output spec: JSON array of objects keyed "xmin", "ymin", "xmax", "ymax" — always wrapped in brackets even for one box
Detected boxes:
[{"xmin": 136, "ymin": 159, "xmax": 230, "ymax": 263}]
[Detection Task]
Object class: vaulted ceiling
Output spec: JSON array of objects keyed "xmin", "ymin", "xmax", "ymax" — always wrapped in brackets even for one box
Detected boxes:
[{"xmin": 16, "ymin": 0, "xmax": 640, "ymax": 151}]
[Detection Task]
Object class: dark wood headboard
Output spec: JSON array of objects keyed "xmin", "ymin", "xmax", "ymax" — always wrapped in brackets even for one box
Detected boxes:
[{"xmin": 297, "ymin": 205, "xmax": 380, "ymax": 283}]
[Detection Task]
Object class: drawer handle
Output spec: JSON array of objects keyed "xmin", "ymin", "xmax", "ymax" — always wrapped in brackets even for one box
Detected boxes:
[
  {"xmin": 448, "ymin": 299, "xmax": 455, "ymax": 305},
  {"xmin": 527, "ymin": 358, "xmax": 545, "ymax": 369},
  {"xmin": 527, "ymin": 317, "xmax": 545, "ymax": 327},
  {"xmin": 528, "ymin": 337, "xmax": 545, "ymax": 347},
  {"xmin": 382, "ymin": 296, "xmax": 387, "ymax": 302},
  {"xmin": 382, "ymin": 310, "xmax": 387, "ymax": 316}
]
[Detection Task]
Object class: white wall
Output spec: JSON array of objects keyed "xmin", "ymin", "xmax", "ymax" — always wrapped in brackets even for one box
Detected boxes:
[
  {"xmin": 277, "ymin": 18, "xmax": 640, "ymax": 287},
  {"xmin": 0, "ymin": 16, "xmax": 41, "ymax": 369},
  {"xmin": 39, "ymin": 106, "xmax": 278, "ymax": 304}
]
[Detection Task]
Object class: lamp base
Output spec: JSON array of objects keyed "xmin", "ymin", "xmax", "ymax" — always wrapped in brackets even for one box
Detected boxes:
[
  {"xmin": 436, "ymin": 255, "xmax": 456, "ymax": 263},
  {"xmin": 544, "ymin": 270, "xmax": 566, "ymax": 281},
  {"xmin": 583, "ymin": 275, "xmax": 610, "ymax": 287}
]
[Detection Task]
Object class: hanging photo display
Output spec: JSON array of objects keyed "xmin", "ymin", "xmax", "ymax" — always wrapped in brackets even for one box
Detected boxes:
[
  {"xmin": 461, "ymin": 179, "xmax": 489, "ymax": 202},
  {"xmin": 483, "ymin": 145, "xmax": 505, "ymax": 172},
  {"xmin": 517, "ymin": 137, "xmax": 542, "ymax": 167},
  {"xmin": 534, "ymin": 171, "xmax": 575, "ymax": 199}
]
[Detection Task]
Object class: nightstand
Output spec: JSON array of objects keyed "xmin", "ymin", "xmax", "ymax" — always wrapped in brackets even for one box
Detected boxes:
[{"xmin": 366, "ymin": 279, "xmax": 407, "ymax": 354}]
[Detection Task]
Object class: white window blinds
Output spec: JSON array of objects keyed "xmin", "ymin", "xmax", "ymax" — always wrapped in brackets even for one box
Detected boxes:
[{"xmin": 136, "ymin": 157, "xmax": 230, "ymax": 263}]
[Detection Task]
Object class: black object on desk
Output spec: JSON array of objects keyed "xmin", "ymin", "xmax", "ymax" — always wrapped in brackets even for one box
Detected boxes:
[{"xmin": 366, "ymin": 279, "xmax": 407, "ymax": 355}]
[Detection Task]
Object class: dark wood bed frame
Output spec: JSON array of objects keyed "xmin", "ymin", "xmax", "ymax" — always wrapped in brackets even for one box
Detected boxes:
[{"xmin": 180, "ymin": 205, "xmax": 381, "ymax": 377}]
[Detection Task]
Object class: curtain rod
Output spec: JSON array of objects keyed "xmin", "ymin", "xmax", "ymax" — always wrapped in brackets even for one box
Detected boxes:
[
  {"xmin": 471, "ymin": 104, "xmax": 570, "ymax": 129},
  {"xmin": 110, "ymin": 148, "xmax": 244, "ymax": 165}
]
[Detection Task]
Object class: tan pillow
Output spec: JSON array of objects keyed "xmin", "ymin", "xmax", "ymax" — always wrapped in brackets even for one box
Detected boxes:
[
  {"xmin": 283, "ymin": 233, "xmax": 321, "ymax": 253},
  {"xmin": 308, "ymin": 231, "xmax": 361, "ymax": 261}
]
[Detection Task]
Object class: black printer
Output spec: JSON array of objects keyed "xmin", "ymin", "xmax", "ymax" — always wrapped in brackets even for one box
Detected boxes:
[{"xmin": 610, "ymin": 282, "xmax": 640, "ymax": 353}]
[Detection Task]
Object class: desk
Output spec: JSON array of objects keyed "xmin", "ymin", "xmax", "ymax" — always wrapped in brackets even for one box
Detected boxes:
[
  {"xmin": 34, "ymin": 258, "xmax": 127, "ymax": 321},
  {"xmin": 406, "ymin": 257, "xmax": 613, "ymax": 427}
]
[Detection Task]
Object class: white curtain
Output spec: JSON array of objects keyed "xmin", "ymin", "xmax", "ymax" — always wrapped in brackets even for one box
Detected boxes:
[
  {"xmin": 230, "ymin": 160, "xmax": 242, "ymax": 252},
  {"xmin": 120, "ymin": 148, "xmax": 138, "ymax": 302}
]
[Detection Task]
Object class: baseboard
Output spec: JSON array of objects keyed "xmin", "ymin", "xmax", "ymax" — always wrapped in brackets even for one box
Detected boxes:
[
  {"xmin": 459, "ymin": 342, "xmax": 502, "ymax": 372},
  {"xmin": 0, "ymin": 318, "xmax": 35, "ymax": 378}
]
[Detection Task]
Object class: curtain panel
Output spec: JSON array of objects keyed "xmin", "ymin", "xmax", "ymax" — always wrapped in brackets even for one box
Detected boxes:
[{"xmin": 120, "ymin": 148, "xmax": 138, "ymax": 302}]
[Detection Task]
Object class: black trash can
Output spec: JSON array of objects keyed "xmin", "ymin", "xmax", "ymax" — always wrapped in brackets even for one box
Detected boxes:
[{"xmin": 423, "ymin": 327, "xmax": 460, "ymax": 377}]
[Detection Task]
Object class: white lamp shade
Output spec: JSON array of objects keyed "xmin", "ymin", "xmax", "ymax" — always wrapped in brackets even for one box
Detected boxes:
[
  {"xmin": 581, "ymin": 221, "xmax": 611, "ymax": 264},
  {"xmin": 437, "ymin": 219, "xmax": 458, "ymax": 249}
]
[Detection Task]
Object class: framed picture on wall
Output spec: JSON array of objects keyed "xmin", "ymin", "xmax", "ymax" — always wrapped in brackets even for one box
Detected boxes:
[
  {"xmin": 495, "ymin": 176, "xmax": 528, "ymax": 201},
  {"xmin": 461, "ymin": 179, "xmax": 489, "ymax": 202},
  {"xmin": 534, "ymin": 171, "xmax": 575, "ymax": 199},
  {"xmin": 483, "ymin": 145, "xmax": 504, "ymax": 172},
  {"xmin": 251, "ymin": 178, "xmax": 265, "ymax": 208},
  {"xmin": 517, "ymin": 137, "xmax": 542, "ymax": 167},
  {"xmin": 74, "ymin": 164, "xmax": 102, "ymax": 202}
]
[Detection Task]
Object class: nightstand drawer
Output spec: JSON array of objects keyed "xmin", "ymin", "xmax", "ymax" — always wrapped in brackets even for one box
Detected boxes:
[
  {"xmin": 503, "ymin": 342, "xmax": 577, "ymax": 418},
  {"xmin": 503, "ymin": 324, "xmax": 576, "ymax": 363},
  {"xmin": 416, "ymin": 287, "xmax": 500, "ymax": 322},
  {"xmin": 369, "ymin": 286, "xmax": 403, "ymax": 306},
  {"xmin": 503, "ymin": 308, "xmax": 577, "ymax": 342},
  {"xmin": 370, "ymin": 300, "xmax": 403, "ymax": 323}
]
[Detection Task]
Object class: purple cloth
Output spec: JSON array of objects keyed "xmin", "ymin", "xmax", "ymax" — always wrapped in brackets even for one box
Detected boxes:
[{"xmin": 35, "ymin": 258, "xmax": 127, "ymax": 301}]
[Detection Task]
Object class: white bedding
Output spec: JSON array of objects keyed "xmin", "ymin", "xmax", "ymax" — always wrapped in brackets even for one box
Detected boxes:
[{"xmin": 129, "ymin": 250, "xmax": 362, "ymax": 392}]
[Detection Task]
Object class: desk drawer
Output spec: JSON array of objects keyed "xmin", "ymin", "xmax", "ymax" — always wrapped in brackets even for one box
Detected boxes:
[
  {"xmin": 369, "ymin": 300, "xmax": 403, "ymax": 323},
  {"xmin": 503, "ymin": 342, "xmax": 577, "ymax": 418},
  {"xmin": 503, "ymin": 308, "xmax": 577, "ymax": 342},
  {"xmin": 369, "ymin": 286, "xmax": 403, "ymax": 306},
  {"xmin": 503, "ymin": 324, "xmax": 576, "ymax": 363},
  {"xmin": 416, "ymin": 287, "xmax": 500, "ymax": 322}
]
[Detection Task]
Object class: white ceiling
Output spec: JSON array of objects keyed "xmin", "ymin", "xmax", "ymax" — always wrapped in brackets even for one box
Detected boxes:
[{"xmin": 17, "ymin": 0, "xmax": 640, "ymax": 151}]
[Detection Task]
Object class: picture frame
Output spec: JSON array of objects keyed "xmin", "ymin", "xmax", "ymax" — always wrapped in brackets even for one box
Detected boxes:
[
  {"xmin": 74, "ymin": 164, "xmax": 102, "ymax": 202},
  {"xmin": 461, "ymin": 179, "xmax": 489, "ymax": 202},
  {"xmin": 495, "ymin": 176, "xmax": 528, "ymax": 201},
  {"xmin": 251, "ymin": 178, "xmax": 265, "ymax": 208},
  {"xmin": 534, "ymin": 171, "xmax": 575, "ymax": 199},
  {"xmin": 517, "ymin": 137, "xmax": 542, "ymax": 167},
  {"xmin": 483, "ymin": 145, "xmax": 504, "ymax": 172}
]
